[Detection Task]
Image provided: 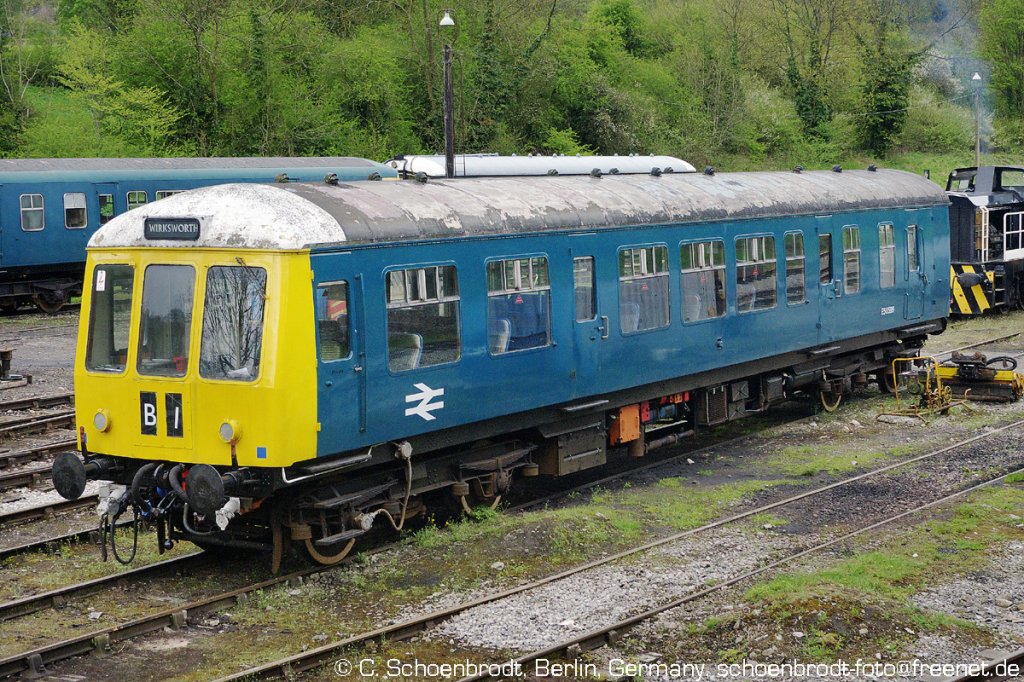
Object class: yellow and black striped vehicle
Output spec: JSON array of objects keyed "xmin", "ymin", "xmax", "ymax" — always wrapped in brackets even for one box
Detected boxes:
[{"xmin": 947, "ymin": 166, "xmax": 1024, "ymax": 315}]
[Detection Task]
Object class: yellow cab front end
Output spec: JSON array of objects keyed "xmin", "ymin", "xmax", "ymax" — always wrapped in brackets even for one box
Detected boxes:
[{"xmin": 76, "ymin": 247, "xmax": 318, "ymax": 470}]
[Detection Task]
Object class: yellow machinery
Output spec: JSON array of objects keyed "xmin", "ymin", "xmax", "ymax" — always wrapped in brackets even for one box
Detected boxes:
[
  {"xmin": 876, "ymin": 356, "xmax": 970, "ymax": 423},
  {"xmin": 935, "ymin": 352, "xmax": 1024, "ymax": 403}
]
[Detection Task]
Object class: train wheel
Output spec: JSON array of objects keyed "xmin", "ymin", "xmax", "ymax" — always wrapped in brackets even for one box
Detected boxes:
[
  {"xmin": 31, "ymin": 290, "xmax": 68, "ymax": 315},
  {"xmin": 819, "ymin": 387, "xmax": 843, "ymax": 412},
  {"xmin": 304, "ymin": 537, "xmax": 356, "ymax": 565},
  {"xmin": 879, "ymin": 370, "xmax": 900, "ymax": 394}
]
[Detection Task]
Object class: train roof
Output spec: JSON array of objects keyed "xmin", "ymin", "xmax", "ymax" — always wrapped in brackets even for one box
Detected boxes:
[
  {"xmin": 0, "ymin": 156, "xmax": 396, "ymax": 183},
  {"xmin": 383, "ymin": 153, "xmax": 695, "ymax": 178},
  {"xmin": 90, "ymin": 169, "xmax": 949, "ymax": 251}
]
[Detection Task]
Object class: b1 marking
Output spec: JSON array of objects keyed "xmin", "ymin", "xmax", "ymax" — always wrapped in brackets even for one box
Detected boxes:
[
  {"xmin": 140, "ymin": 392, "xmax": 158, "ymax": 435},
  {"xmin": 404, "ymin": 383, "xmax": 445, "ymax": 421},
  {"xmin": 139, "ymin": 391, "xmax": 185, "ymax": 437},
  {"xmin": 880, "ymin": 305, "xmax": 896, "ymax": 316}
]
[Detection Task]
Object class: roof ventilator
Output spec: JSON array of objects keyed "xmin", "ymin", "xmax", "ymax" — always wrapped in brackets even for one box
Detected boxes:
[
  {"xmin": 650, "ymin": 167, "xmax": 662, "ymax": 176},
  {"xmin": 793, "ymin": 166, "xmax": 803, "ymax": 173},
  {"xmin": 832, "ymin": 165, "xmax": 842, "ymax": 173},
  {"xmin": 275, "ymin": 173, "xmax": 290, "ymax": 183},
  {"xmin": 324, "ymin": 173, "xmax": 339, "ymax": 185},
  {"xmin": 590, "ymin": 168, "xmax": 603, "ymax": 178},
  {"xmin": 703, "ymin": 166, "xmax": 714, "ymax": 176},
  {"xmin": 415, "ymin": 172, "xmax": 429, "ymax": 183},
  {"xmin": 867, "ymin": 164, "xmax": 878, "ymax": 172}
]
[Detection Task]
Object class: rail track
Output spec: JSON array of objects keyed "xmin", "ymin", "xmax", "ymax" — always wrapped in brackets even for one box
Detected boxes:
[
  {"xmin": 942, "ymin": 648, "xmax": 1024, "ymax": 682},
  {"xmin": 0, "ymin": 392, "xmax": 74, "ymax": 413},
  {"xmin": 0, "ymin": 495, "xmax": 97, "ymax": 527},
  {"xmin": 0, "ymin": 521, "xmax": 130, "ymax": 563},
  {"xmin": 0, "ymin": 411, "xmax": 74, "ymax": 440},
  {"xmin": 3, "ymin": 413, "xmax": 1018, "ymax": 680},
  {"xmin": 0, "ymin": 439, "xmax": 76, "ymax": 471}
]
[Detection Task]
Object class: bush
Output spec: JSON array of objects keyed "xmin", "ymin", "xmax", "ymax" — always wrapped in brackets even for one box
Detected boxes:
[{"xmin": 898, "ymin": 88, "xmax": 973, "ymax": 154}]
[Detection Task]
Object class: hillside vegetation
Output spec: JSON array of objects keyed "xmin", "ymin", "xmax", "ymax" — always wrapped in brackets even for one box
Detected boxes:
[{"xmin": 0, "ymin": 0, "xmax": 1021, "ymax": 177}]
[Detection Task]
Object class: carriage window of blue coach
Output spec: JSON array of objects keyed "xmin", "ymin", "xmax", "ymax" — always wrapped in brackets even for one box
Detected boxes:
[
  {"xmin": 127, "ymin": 191, "xmax": 148, "ymax": 211},
  {"xmin": 574, "ymin": 257, "xmax": 596, "ymax": 322},
  {"xmin": 386, "ymin": 265, "xmax": 460, "ymax": 371},
  {"xmin": 618, "ymin": 246, "xmax": 670, "ymax": 332},
  {"xmin": 486, "ymin": 257, "xmax": 551, "ymax": 354},
  {"xmin": 784, "ymin": 232, "xmax": 805, "ymax": 304},
  {"xmin": 99, "ymin": 194, "xmax": 114, "ymax": 225},
  {"xmin": 878, "ymin": 223, "xmax": 895, "ymax": 288},
  {"xmin": 680, "ymin": 240, "xmax": 725, "ymax": 322},
  {"xmin": 843, "ymin": 226, "xmax": 861, "ymax": 294},
  {"xmin": 137, "ymin": 265, "xmax": 195, "ymax": 378},
  {"xmin": 316, "ymin": 282, "xmax": 350, "ymax": 361},
  {"xmin": 907, "ymin": 225, "xmax": 919, "ymax": 272},
  {"xmin": 736, "ymin": 236, "xmax": 777, "ymax": 313},
  {"xmin": 19, "ymin": 194, "xmax": 44, "ymax": 231},
  {"xmin": 64, "ymin": 193, "xmax": 87, "ymax": 229},
  {"xmin": 85, "ymin": 265, "xmax": 134, "ymax": 373},
  {"xmin": 200, "ymin": 266, "xmax": 268, "ymax": 381}
]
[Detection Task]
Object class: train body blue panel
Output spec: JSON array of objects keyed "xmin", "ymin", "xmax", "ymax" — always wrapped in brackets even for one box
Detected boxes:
[{"xmin": 312, "ymin": 202, "xmax": 949, "ymax": 457}]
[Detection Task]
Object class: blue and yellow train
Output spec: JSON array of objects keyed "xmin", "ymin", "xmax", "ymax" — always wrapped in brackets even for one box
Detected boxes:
[
  {"xmin": 52, "ymin": 168, "xmax": 950, "ymax": 569},
  {"xmin": 0, "ymin": 157, "xmax": 396, "ymax": 313}
]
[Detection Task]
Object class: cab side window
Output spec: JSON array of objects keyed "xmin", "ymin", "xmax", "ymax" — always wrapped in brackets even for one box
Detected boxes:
[
  {"xmin": 316, "ymin": 281, "xmax": 350, "ymax": 361},
  {"xmin": 64, "ymin": 193, "xmax": 87, "ymax": 229},
  {"xmin": 20, "ymin": 194, "xmax": 44, "ymax": 231},
  {"xmin": 386, "ymin": 265, "xmax": 460, "ymax": 371}
]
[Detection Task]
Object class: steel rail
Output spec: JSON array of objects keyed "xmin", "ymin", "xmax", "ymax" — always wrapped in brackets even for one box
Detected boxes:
[
  {"xmin": 934, "ymin": 331, "xmax": 1022, "ymax": 357},
  {"xmin": 0, "ymin": 552, "xmax": 205, "ymax": 622},
  {"xmin": 0, "ymin": 439, "xmax": 77, "ymax": 470},
  {"xmin": 939, "ymin": 648, "xmax": 1024, "ymax": 682},
  {"xmin": 0, "ymin": 465, "xmax": 51, "ymax": 493},
  {"xmin": 0, "ymin": 411, "xmax": 75, "ymax": 439},
  {"xmin": 206, "ymin": 420, "xmax": 1024, "ymax": 681},
  {"xmin": 455, "ymin": 464, "xmax": 1024, "ymax": 682},
  {"xmin": 0, "ymin": 496, "xmax": 97, "ymax": 527},
  {"xmin": 0, "ymin": 522, "xmax": 130, "ymax": 563},
  {"xmin": 0, "ymin": 392, "xmax": 74, "ymax": 413}
]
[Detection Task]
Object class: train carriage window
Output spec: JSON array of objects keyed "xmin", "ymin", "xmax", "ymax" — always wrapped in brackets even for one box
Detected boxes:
[
  {"xmin": 680, "ymin": 240, "xmax": 725, "ymax": 322},
  {"xmin": 127, "ymin": 191, "xmax": 148, "ymax": 211},
  {"xmin": 200, "ymin": 266, "xmax": 268, "ymax": 382},
  {"xmin": 156, "ymin": 190, "xmax": 182, "ymax": 200},
  {"xmin": 99, "ymin": 194, "xmax": 115, "ymax": 225},
  {"xmin": 784, "ymin": 232, "xmax": 805, "ymax": 304},
  {"xmin": 486, "ymin": 256, "xmax": 551, "ymax": 354},
  {"xmin": 878, "ymin": 223, "xmax": 895, "ymax": 288},
  {"xmin": 573, "ymin": 257, "xmax": 596, "ymax": 322},
  {"xmin": 386, "ymin": 265, "xmax": 460, "ymax": 371},
  {"xmin": 843, "ymin": 226, "xmax": 861, "ymax": 294},
  {"xmin": 618, "ymin": 245, "xmax": 669, "ymax": 332},
  {"xmin": 736, "ymin": 235, "xmax": 777, "ymax": 312},
  {"xmin": 64, "ymin": 193, "xmax": 87, "ymax": 229},
  {"xmin": 85, "ymin": 264, "xmax": 134, "ymax": 373},
  {"xmin": 907, "ymin": 225, "xmax": 919, "ymax": 272},
  {"xmin": 137, "ymin": 265, "xmax": 195, "ymax": 378},
  {"xmin": 819, "ymin": 234, "xmax": 833, "ymax": 285},
  {"xmin": 316, "ymin": 281, "xmax": 350, "ymax": 361},
  {"xmin": 1005, "ymin": 213, "xmax": 1024, "ymax": 253},
  {"xmin": 19, "ymin": 194, "xmax": 44, "ymax": 231}
]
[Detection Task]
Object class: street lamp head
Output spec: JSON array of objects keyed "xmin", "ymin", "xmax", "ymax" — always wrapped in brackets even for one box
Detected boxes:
[
  {"xmin": 972, "ymin": 72, "xmax": 982, "ymax": 83},
  {"xmin": 439, "ymin": 10, "xmax": 455, "ymax": 27}
]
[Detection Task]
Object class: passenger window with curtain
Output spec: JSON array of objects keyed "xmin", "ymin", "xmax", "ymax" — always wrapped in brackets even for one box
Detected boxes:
[
  {"xmin": 99, "ymin": 194, "xmax": 115, "ymax": 224},
  {"xmin": 316, "ymin": 281, "xmax": 350, "ymax": 361},
  {"xmin": 64, "ymin": 193, "xmax": 87, "ymax": 228},
  {"xmin": 20, "ymin": 194, "xmax": 44, "ymax": 231},
  {"xmin": 200, "ymin": 266, "xmax": 268, "ymax": 381},
  {"xmin": 843, "ymin": 226, "xmax": 861, "ymax": 294},
  {"xmin": 137, "ymin": 265, "xmax": 195, "ymax": 377},
  {"xmin": 618, "ymin": 245, "xmax": 669, "ymax": 332},
  {"xmin": 486, "ymin": 257, "xmax": 551, "ymax": 354},
  {"xmin": 878, "ymin": 223, "xmax": 895, "ymax": 288},
  {"xmin": 784, "ymin": 232, "xmax": 805, "ymax": 304},
  {"xmin": 127, "ymin": 191, "xmax": 148, "ymax": 211},
  {"xmin": 386, "ymin": 265, "xmax": 460, "ymax": 371},
  {"xmin": 680, "ymin": 240, "xmax": 725, "ymax": 322},
  {"xmin": 907, "ymin": 225, "xmax": 919, "ymax": 272},
  {"xmin": 819, "ymin": 234, "xmax": 833, "ymax": 285},
  {"xmin": 736, "ymin": 235, "xmax": 777, "ymax": 312},
  {"xmin": 573, "ymin": 257, "xmax": 596, "ymax": 322},
  {"xmin": 85, "ymin": 264, "xmax": 134, "ymax": 373}
]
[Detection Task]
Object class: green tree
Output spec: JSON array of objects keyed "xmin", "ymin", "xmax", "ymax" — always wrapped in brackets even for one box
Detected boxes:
[{"xmin": 980, "ymin": 0, "xmax": 1024, "ymax": 118}]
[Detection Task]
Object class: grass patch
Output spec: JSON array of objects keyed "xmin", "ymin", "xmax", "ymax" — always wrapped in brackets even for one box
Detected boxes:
[
  {"xmin": 768, "ymin": 444, "xmax": 896, "ymax": 477},
  {"xmin": 749, "ymin": 512, "xmax": 788, "ymax": 528}
]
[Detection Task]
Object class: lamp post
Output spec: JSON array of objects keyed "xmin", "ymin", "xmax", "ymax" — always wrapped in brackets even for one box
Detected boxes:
[
  {"xmin": 440, "ymin": 10, "xmax": 456, "ymax": 179},
  {"xmin": 972, "ymin": 72, "xmax": 982, "ymax": 168}
]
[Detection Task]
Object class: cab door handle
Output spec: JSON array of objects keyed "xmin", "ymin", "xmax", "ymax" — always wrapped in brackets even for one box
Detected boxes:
[{"xmin": 599, "ymin": 315, "xmax": 609, "ymax": 339}]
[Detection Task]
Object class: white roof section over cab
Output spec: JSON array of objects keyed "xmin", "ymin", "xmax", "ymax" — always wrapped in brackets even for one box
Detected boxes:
[{"xmin": 89, "ymin": 183, "xmax": 343, "ymax": 250}]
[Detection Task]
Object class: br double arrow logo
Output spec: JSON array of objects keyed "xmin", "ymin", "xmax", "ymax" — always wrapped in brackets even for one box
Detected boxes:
[{"xmin": 404, "ymin": 383, "xmax": 445, "ymax": 421}]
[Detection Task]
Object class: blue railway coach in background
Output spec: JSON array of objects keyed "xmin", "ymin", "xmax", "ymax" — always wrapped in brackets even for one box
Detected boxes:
[{"xmin": 0, "ymin": 156, "xmax": 396, "ymax": 313}]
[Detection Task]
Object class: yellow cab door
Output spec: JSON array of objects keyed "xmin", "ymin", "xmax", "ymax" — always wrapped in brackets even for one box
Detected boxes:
[{"xmin": 131, "ymin": 261, "xmax": 197, "ymax": 455}]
